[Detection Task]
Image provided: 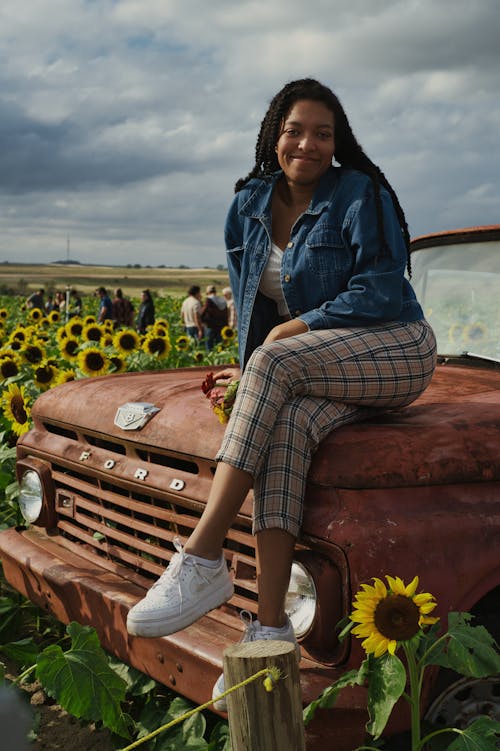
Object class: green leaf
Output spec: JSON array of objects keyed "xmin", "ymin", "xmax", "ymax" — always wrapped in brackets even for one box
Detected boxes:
[
  {"xmin": 0, "ymin": 637, "xmax": 39, "ymax": 668},
  {"xmin": 303, "ymin": 660, "xmax": 369, "ymax": 725},
  {"xmin": 108, "ymin": 656, "xmax": 157, "ymax": 696},
  {"xmin": 431, "ymin": 613, "xmax": 500, "ymax": 678},
  {"xmin": 365, "ymin": 653, "xmax": 407, "ymax": 739},
  {"xmin": 35, "ymin": 621, "xmax": 130, "ymax": 738},
  {"xmin": 444, "ymin": 716, "xmax": 500, "ymax": 750}
]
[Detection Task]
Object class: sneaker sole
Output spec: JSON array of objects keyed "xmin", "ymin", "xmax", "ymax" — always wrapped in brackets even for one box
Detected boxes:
[{"xmin": 126, "ymin": 580, "xmax": 234, "ymax": 638}]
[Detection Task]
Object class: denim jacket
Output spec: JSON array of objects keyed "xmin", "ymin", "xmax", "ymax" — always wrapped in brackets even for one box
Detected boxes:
[{"xmin": 225, "ymin": 166, "xmax": 424, "ymax": 367}]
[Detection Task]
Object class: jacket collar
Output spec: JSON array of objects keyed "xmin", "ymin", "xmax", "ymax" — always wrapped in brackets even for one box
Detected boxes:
[{"xmin": 239, "ymin": 166, "xmax": 341, "ymax": 219}]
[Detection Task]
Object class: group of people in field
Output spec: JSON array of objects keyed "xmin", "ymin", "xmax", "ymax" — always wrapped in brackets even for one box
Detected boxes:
[
  {"xmin": 95, "ymin": 286, "xmax": 156, "ymax": 333},
  {"xmin": 26, "ymin": 287, "xmax": 83, "ymax": 319},
  {"xmin": 180, "ymin": 284, "xmax": 237, "ymax": 350}
]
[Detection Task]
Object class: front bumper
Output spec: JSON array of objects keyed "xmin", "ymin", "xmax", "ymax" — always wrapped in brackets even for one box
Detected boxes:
[{"xmin": 0, "ymin": 526, "xmax": 368, "ymax": 750}]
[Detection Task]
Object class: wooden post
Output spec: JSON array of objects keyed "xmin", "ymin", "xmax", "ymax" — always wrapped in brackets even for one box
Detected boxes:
[{"xmin": 223, "ymin": 639, "xmax": 305, "ymax": 751}]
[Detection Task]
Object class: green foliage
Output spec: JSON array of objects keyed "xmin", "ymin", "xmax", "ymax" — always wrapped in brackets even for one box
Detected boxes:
[
  {"xmin": 365, "ymin": 654, "xmax": 407, "ymax": 739},
  {"xmin": 36, "ymin": 622, "xmax": 131, "ymax": 738},
  {"xmin": 425, "ymin": 612, "xmax": 500, "ymax": 678},
  {"xmin": 304, "ymin": 610, "xmax": 500, "ymax": 751}
]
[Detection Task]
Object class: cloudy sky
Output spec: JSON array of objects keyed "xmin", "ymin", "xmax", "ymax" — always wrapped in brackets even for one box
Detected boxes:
[{"xmin": 1, "ymin": 0, "xmax": 498, "ymax": 267}]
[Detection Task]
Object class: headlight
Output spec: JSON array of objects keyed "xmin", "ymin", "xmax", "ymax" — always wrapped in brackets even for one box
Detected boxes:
[
  {"xmin": 285, "ymin": 560, "xmax": 317, "ymax": 637},
  {"xmin": 18, "ymin": 470, "xmax": 43, "ymax": 524}
]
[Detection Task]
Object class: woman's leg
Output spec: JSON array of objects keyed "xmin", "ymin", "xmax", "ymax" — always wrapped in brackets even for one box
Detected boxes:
[
  {"xmin": 185, "ymin": 463, "xmax": 252, "ymax": 559},
  {"xmin": 255, "ymin": 528, "xmax": 295, "ymax": 627}
]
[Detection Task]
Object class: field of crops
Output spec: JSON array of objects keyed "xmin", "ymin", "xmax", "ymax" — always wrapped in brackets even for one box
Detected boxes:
[{"xmin": 0, "ymin": 288, "xmax": 235, "ymax": 750}]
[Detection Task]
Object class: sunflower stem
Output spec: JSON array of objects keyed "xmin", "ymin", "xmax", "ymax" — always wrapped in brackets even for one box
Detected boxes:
[{"xmin": 403, "ymin": 642, "xmax": 422, "ymax": 751}]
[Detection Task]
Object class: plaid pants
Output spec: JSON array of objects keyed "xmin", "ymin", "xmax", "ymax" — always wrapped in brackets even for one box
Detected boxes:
[{"xmin": 216, "ymin": 320, "xmax": 436, "ymax": 537}]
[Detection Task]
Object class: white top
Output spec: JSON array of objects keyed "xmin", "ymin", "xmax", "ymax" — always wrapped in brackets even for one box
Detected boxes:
[{"xmin": 259, "ymin": 242, "xmax": 290, "ymax": 317}]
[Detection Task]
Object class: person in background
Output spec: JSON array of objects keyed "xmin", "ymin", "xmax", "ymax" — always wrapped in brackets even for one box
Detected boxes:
[
  {"xmin": 136, "ymin": 289, "xmax": 155, "ymax": 334},
  {"xmin": 126, "ymin": 77, "xmax": 437, "ymax": 711},
  {"xmin": 96, "ymin": 286, "xmax": 113, "ymax": 323},
  {"xmin": 222, "ymin": 287, "xmax": 237, "ymax": 329},
  {"xmin": 69, "ymin": 288, "xmax": 83, "ymax": 318},
  {"xmin": 26, "ymin": 288, "xmax": 44, "ymax": 311},
  {"xmin": 44, "ymin": 294, "xmax": 56, "ymax": 314},
  {"xmin": 200, "ymin": 284, "xmax": 228, "ymax": 351},
  {"xmin": 112, "ymin": 288, "xmax": 134, "ymax": 328},
  {"xmin": 181, "ymin": 285, "xmax": 204, "ymax": 340}
]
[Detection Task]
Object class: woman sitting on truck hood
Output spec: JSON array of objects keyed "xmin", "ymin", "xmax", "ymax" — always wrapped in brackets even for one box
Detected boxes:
[{"xmin": 126, "ymin": 77, "xmax": 437, "ymax": 709}]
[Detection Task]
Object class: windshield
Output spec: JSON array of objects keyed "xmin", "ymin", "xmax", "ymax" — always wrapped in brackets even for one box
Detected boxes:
[{"xmin": 410, "ymin": 239, "xmax": 499, "ymax": 359}]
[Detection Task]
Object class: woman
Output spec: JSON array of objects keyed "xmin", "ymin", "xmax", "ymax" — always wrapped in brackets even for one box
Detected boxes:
[
  {"xmin": 127, "ymin": 78, "xmax": 436, "ymax": 707},
  {"xmin": 136, "ymin": 289, "xmax": 155, "ymax": 334}
]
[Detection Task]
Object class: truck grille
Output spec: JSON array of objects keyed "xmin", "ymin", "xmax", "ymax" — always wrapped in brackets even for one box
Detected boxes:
[{"xmin": 25, "ymin": 423, "xmax": 260, "ymax": 617}]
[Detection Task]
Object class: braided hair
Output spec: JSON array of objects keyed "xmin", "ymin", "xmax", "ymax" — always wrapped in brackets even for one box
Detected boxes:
[{"xmin": 235, "ymin": 78, "xmax": 411, "ymax": 274}]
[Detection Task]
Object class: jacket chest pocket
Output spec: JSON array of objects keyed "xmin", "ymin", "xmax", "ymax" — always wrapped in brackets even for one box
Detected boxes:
[{"xmin": 305, "ymin": 228, "xmax": 352, "ymax": 276}]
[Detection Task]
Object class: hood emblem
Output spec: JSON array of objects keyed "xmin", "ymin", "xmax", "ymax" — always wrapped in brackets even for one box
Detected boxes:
[{"xmin": 114, "ymin": 402, "xmax": 160, "ymax": 431}]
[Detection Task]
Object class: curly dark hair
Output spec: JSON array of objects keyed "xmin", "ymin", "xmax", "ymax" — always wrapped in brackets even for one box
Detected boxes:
[{"xmin": 235, "ymin": 78, "xmax": 411, "ymax": 272}]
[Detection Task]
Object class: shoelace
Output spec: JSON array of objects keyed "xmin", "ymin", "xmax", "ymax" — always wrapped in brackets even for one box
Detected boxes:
[{"xmin": 149, "ymin": 537, "xmax": 213, "ymax": 612}]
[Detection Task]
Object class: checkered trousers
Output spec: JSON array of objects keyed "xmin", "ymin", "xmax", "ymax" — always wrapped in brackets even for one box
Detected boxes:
[{"xmin": 216, "ymin": 320, "xmax": 437, "ymax": 537}]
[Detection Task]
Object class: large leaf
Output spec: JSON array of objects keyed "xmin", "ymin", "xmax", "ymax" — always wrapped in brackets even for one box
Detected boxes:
[
  {"xmin": 429, "ymin": 613, "xmax": 500, "ymax": 678},
  {"xmin": 366, "ymin": 653, "xmax": 407, "ymax": 739},
  {"xmin": 35, "ymin": 621, "xmax": 130, "ymax": 738},
  {"xmin": 443, "ymin": 716, "xmax": 500, "ymax": 750},
  {"xmin": 303, "ymin": 660, "xmax": 369, "ymax": 725}
]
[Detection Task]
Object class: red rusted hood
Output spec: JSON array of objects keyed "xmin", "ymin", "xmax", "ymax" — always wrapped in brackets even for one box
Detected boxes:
[{"xmin": 31, "ymin": 363, "xmax": 500, "ymax": 488}]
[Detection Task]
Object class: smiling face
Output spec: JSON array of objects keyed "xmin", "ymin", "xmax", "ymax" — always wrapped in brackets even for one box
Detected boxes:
[{"xmin": 276, "ymin": 99, "xmax": 335, "ymax": 189}]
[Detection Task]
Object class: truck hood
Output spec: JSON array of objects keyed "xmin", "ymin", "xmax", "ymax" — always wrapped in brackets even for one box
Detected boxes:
[{"xmin": 31, "ymin": 363, "xmax": 500, "ymax": 489}]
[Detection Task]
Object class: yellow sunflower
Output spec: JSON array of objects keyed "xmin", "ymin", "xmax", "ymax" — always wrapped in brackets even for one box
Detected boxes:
[
  {"xmin": 77, "ymin": 346, "xmax": 110, "ymax": 377},
  {"xmin": 109, "ymin": 354, "xmax": 126, "ymax": 373},
  {"xmin": 48, "ymin": 310, "xmax": 61, "ymax": 324},
  {"xmin": 0, "ymin": 308, "xmax": 8, "ymax": 319},
  {"xmin": 221, "ymin": 326, "xmax": 236, "ymax": 342},
  {"xmin": 33, "ymin": 362, "xmax": 60, "ymax": 390},
  {"xmin": 175, "ymin": 334, "xmax": 191, "ymax": 351},
  {"xmin": 83, "ymin": 315, "xmax": 96, "ymax": 325},
  {"xmin": 154, "ymin": 318, "xmax": 169, "ymax": 331},
  {"xmin": 21, "ymin": 342, "xmax": 46, "ymax": 365},
  {"xmin": 1, "ymin": 382, "xmax": 32, "ymax": 436},
  {"xmin": 142, "ymin": 334, "xmax": 171, "ymax": 359},
  {"xmin": 82, "ymin": 322, "xmax": 104, "ymax": 343},
  {"xmin": 350, "ymin": 575, "xmax": 439, "ymax": 657},
  {"xmin": 59, "ymin": 336, "xmax": 80, "ymax": 361},
  {"xmin": 55, "ymin": 369, "xmax": 77, "ymax": 385},
  {"xmin": 113, "ymin": 328, "xmax": 140, "ymax": 354},
  {"xmin": 192, "ymin": 351, "xmax": 205, "ymax": 363},
  {"xmin": 66, "ymin": 318, "xmax": 84, "ymax": 338},
  {"xmin": 28, "ymin": 308, "xmax": 43, "ymax": 323}
]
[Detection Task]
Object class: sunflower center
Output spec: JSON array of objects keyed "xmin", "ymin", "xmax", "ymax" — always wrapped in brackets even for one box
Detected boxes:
[
  {"xmin": 65, "ymin": 340, "xmax": 79, "ymax": 356},
  {"xmin": 374, "ymin": 594, "xmax": 420, "ymax": 641},
  {"xmin": 11, "ymin": 395, "xmax": 28, "ymax": 424},
  {"xmin": 148, "ymin": 338, "xmax": 166, "ymax": 354},
  {"xmin": 24, "ymin": 347, "xmax": 44, "ymax": 363},
  {"xmin": 0, "ymin": 360, "xmax": 19, "ymax": 378},
  {"xmin": 35, "ymin": 366, "xmax": 54, "ymax": 384},
  {"xmin": 86, "ymin": 352, "xmax": 105, "ymax": 370},
  {"xmin": 119, "ymin": 334, "xmax": 136, "ymax": 351}
]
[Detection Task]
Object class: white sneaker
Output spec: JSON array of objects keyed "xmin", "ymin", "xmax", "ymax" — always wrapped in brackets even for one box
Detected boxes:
[
  {"xmin": 126, "ymin": 538, "xmax": 234, "ymax": 638},
  {"xmin": 211, "ymin": 611, "xmax": 300, "ymax": 712}
]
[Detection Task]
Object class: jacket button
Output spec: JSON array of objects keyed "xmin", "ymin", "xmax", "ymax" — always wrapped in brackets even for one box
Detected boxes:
[
  {"xmin": 284, "ymin": 274, "xmax": 291, "ymax": 282},
  {"xmin": 287, "ymin": 241, "xmax": 293, "ymax": 249},
  {"xmin": 295, "ymin": 310, "xmax": 301, "ymax": 316}
]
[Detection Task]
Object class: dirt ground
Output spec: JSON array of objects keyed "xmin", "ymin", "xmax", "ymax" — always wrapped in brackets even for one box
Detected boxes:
[{"xmin": 7, "ymin": 670, "xmax": 115, "ymax": 751}]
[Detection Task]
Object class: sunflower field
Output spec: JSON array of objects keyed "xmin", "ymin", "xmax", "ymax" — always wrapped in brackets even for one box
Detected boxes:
[
  {"xmin": 0, "ymin": 292, "xmax": 238, "ymax": 750},
  {"xmin": 0, "ymin": 293, "xmax": 238, "ymax": 443}
]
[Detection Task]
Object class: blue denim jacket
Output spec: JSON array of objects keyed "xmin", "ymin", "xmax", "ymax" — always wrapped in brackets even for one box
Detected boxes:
[{"xmin": 225, "ymin": 166, "xmax": 424, "ymax": 366}]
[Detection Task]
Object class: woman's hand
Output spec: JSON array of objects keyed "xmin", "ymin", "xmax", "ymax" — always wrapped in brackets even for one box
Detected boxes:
[
  {"xmin": 213, "ymin": 367, "xmax": 241, "ymax": 384},
  {"xmin": 263, "ymin": 318, "xmax": 309, "ymax": 344}
]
